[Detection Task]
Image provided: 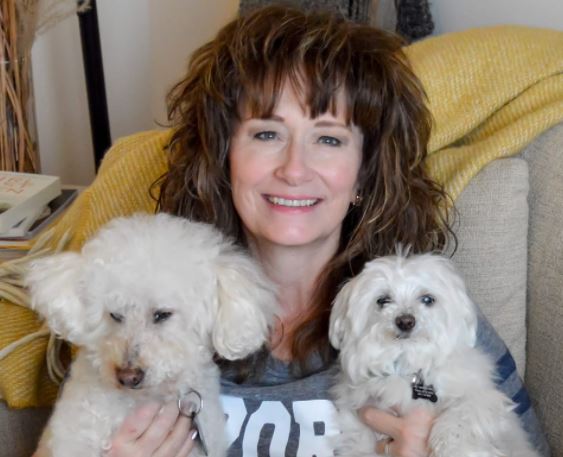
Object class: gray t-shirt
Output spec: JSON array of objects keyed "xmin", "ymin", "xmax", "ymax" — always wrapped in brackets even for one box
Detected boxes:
[
  {"xmin": 219, "ymin": 313, "xmax": 550, "ymax": 457},
  {"xmin": 221, "ymin": 356, "xmax": 339, "ymax": 457}
]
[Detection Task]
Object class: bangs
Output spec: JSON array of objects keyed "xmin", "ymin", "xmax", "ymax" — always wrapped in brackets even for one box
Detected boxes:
[{"xmin": 236, "ymin": 63, "xmax": 353, "ymax": 124}]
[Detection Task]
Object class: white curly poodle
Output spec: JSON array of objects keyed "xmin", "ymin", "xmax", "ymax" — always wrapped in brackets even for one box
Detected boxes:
[
  {"xmin": 26, "ymin": 213, "xmax": 277, "ymax": 457},
  {"xmin": 329, "ymin": 253, "xmax": 539, "ymax": 457}
]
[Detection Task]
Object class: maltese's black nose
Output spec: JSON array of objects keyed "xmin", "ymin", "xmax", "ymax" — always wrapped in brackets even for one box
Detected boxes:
[
  {"xmin": 395, "ymin": 314, "xmax": 416, "ymax": 332},
  {"xmin": 116, "ymin": 367, "xmax": 145, "ymax": 388}
]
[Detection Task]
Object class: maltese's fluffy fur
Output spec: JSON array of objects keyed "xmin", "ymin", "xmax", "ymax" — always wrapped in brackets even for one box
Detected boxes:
[
  {"xmin": 27, "ymin": 213, "xmax": 276, "ymax": 457},
  {"xmin": 329, "ymin": 253, "xmax": 539, "ymax": 457}
]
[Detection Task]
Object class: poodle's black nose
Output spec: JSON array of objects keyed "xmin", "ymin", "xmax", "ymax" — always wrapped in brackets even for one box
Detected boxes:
[
  {"xmin": 395, "ymin": 314, "xmax": 416, "ymax": 332},
  {"xmin": 116, "ymin": 367, "xmax": 145, "ymax": 388}
]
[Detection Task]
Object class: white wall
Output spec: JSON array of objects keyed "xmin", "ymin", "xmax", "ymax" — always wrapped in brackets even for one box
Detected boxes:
[
  {"xmin": 148, "ymin": 0, "xmax": 240, "ymax": 126},
  {"xmin": 32, "ymin": 15, "xmax": 95, "ymax": 186},
  {"xmin": 431, "ymin": 0, "xmax": 563, "ymax": 34},
  {"xmin": 31, "ymin": 0, "xmax": 560, "ymax": 185},
  {"xmin": 32, "ymin": 0, "xmax": 239, "ymax": 185},
  {"xmin": 97, "ymin": 0, "xmax": 153, "ymax": 141}
]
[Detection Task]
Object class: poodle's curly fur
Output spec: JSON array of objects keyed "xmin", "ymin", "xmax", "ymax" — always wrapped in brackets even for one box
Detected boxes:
[{"xmin": 26, "ymin": 213, "xmax": 277, "ymax": 457}]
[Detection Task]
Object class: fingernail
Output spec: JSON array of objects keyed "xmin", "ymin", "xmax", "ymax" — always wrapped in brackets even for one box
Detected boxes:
[{"xmin": 190, "ymin": 429, "xmax": 199, "ymax": 441}]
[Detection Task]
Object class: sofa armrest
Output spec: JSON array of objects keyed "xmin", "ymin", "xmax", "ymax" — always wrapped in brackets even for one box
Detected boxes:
[
  {"xmin": 522, "ymin": 122, "xmax": 563, "ymax": 456},
  {"xmin": 0, "ymin": 401, "xmax": 50, "ymax": 457}
]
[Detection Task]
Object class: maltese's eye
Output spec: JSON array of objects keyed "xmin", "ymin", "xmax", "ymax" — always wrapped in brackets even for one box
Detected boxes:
[
  {"xmin": 109, "ymin": 312, "xmax": 124, "ymax": 323},
  {"xmin": 420, "ymin": 294, "xmax": 435, "ymax": 306},
  {"xmin": 376, "ymin": 295, "xmax": 392, "ymax": 308},
  {"xmin": 153, "ymin": 310, "xmax": 173, "ymax": 324}
]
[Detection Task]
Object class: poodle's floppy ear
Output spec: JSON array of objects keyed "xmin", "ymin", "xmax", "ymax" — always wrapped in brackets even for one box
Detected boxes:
[
  {"xmin": 212, "ymin": 247, "xmax": 277, "ymax": 360},
  {"xmin": 26, "ymin": 252, "xmax": 95, "ymax": 345},
  {"xmin": 329, "ymin": 278, "xmax": 355, "ymax": 350}
]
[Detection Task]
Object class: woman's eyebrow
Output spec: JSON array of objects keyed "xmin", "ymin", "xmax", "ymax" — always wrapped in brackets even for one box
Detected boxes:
[
  {"xmin": 248, "ymin": 117, "xmax": 351, "ymax": 131},
  {"xmin": 243, "ymin": 115, "xmax": 283, "ymax": 122},
  {"xmin": 314, "ymin": 120, "xmax": 352, "ymax": 131},
  {"xmin": 260, "ymin": 115, "xmax": 284, "ymax": 122}
]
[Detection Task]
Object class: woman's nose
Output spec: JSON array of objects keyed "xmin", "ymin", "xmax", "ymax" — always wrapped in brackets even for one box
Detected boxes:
[{"xmin": 274, "ymin": 139, "xmax": 313, "ymax": 185}]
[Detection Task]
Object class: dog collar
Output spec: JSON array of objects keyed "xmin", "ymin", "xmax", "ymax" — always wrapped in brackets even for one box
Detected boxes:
[{"xmin": 411, "ymin": 369, "xmax": 438, "ymax": 403}]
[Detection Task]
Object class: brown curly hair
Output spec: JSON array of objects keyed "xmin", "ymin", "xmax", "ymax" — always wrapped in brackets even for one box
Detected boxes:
[{"xmin": 158, "ymin": 5, "xmax": 453, "ymax": 372}]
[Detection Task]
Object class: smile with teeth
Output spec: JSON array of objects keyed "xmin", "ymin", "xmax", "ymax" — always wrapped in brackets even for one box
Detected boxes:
[{"xmin": 266, "ymin": 196, "xmax": 320, "ymax": 207}]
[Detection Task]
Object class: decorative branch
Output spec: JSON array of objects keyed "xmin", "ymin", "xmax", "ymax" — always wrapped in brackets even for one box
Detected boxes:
[{"xmin": 0, "ymin": 0, "xmax": 90, "ymax": 173}]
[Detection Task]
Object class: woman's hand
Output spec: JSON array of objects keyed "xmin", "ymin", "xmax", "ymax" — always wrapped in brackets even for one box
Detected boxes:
[
  {"xmin": 104, "ymin": 401, "xmax": 196, "ymax": 457},
  {"xmin": 359, "ymin": 406, "xmax": 434, "ymax": 457}
]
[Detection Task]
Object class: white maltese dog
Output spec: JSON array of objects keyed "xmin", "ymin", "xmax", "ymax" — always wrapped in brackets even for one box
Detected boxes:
[
  {"xmin": 26, "ymin": 213, "xmax": 277, "ymax": 457},
  {"xmin": 329, "ymin": 252, "xmax": 539, "ymax": 457}
]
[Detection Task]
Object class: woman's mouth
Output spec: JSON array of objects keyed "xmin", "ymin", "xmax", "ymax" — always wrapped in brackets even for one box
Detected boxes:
[{"xmin": 265, "ymin": 196, "xmax": 320, "ymax": 207}]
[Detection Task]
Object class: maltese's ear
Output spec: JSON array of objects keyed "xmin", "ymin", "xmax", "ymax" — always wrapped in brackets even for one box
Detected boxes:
[
  {"xmin": 26, "ymin": 252, "xmax": 94, "ymax": 345},
  {"xmin": 329, "ymin": 279, "xmax": 355, "ymax": 350},
  {"xmin": 441, "ymin": 258, "xmax": 478, "ymax": 348},
  {"xmin": 212, "ymin": 248, "xmax": 277, "ymax": 360},
  {"xmin": 456, "ymin": 288, "xmax": 478, "ymax": 347}
]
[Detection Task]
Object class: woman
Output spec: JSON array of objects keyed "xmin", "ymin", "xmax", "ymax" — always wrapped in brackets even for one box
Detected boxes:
[{"xmin": 104, "ymin": 6, "xmax": 545, "ymax": 457}]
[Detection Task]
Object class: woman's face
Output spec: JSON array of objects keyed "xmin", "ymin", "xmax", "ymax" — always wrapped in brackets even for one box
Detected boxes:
[{"xmin": 229, "ymin": 81, "xmax": 363, "ymax": 253}]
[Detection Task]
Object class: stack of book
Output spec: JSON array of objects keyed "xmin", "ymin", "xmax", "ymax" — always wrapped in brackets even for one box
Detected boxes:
[{"xmin": 0, "ymin": 172, "xmax": 79, "ymax": 260}]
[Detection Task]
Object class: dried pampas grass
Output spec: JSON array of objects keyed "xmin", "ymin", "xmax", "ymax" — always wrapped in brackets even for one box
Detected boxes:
[{"xmin": 0, "ymin": 0, "xmax": 90, "ymax": 172}]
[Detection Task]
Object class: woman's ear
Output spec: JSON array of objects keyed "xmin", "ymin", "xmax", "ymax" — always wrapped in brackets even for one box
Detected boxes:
[
  {"xmin": 26, "ymin": 252, "xmax": 92, "ymax": 345},
  {"xmin": 212, "ymin": 247, "xmax": 277, "ymax": 360}
]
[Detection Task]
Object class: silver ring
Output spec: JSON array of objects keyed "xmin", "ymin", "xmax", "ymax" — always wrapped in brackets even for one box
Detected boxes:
[
  {"xmin": 384, "ymin": 439, "xmax": 392, "ymax": 457},
  {"xmin": 178, "ymin": 389, "xmax": 203, "ymax": 417}
]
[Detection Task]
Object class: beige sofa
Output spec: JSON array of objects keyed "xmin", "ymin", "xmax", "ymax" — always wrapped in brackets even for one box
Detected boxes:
[
  {"xmin": 1, "ymin": 123, "xmax": 562, "ymax": 456},
  {"xmin": 452, "ymin": 123, "xmax": 563, "ymax": 456}
]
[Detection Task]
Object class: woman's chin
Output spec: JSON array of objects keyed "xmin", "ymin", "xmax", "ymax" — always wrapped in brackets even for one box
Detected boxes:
[{"xmin": 253, "ymin": 227, "xmax": 340, "ymax": 251}]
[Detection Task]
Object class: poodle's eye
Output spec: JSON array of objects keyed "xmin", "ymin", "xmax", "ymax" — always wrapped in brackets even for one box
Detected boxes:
[
  {"xmin": 153, "ymin": 310, "xmax": 173, "ymax": 324},
  {"xmin": 376, "ymin": 295, "xmax": 392, "ymax": 308},
  {"xmin": 109, "ymin": 312, "xmax": 124, "ymax": 323},
  {"xmin": 420, "ymin": 294, "xmax": 436, "ymax": 306}
]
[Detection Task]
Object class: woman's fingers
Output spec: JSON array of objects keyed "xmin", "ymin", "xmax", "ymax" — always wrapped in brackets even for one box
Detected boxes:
[
  {"xmin": 359, "ymin": 407, "xmax": 402, "ymax": 437},
  {"xmin": 105, "ymin": 401, "xmax": 197, "ymax": 457},
  {"xmin": 137, "ymin": 402, "xmax": 182, "ymax": 454},
  {"xmin": 375, "ymin": 438, "xmax": 395, "ymax": 456},
  {"xmin": 359, "ymin": 407, "xmax": 434, "ymax": 457},
  {"xmin": 114, "ymin": 402, "xmax": 162, "ymax": 443},
  {"xmin": 174, "ymin": 428, "xmax": 198, "ymax": 457},
  {"xmin": 153, "ymin": 413, "xmax": 193, "ymax": 457},
  {"xmin": 105, "ymin": 402, "xmax": 164, "ymax": 457}
]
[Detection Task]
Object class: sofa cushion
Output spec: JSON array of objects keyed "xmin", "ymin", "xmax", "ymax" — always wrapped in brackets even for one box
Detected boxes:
[
  {"xmin": 521, "ymin": 123, "xmax": 563, "ymax": 453},
  {"xmin": 451, "ymin": 158, "xmax": 529, "ymax": 376}
]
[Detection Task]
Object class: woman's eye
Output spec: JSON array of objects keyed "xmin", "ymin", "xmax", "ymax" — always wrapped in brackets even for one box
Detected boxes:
[
  {"xmin": 420, "ymin": 295, "xmax": 435, "ymax": 306},
  {"xmin": 109, "ymin": 312, "xmax": 124, "ymax": 323},
  {"xmin": 318, "ymin": 136, "xmax": 342, "ymax": 147},
  {"xmin": 254, "ymin": 131, "xmax": 278, "ymax": 141},
  {"xmin": 153, "ymin": 310, "xmax": 173, "ymax": 324},
  {"xmin": 376, "ymin": 295, "xmax": 391, "ymax": 308}
]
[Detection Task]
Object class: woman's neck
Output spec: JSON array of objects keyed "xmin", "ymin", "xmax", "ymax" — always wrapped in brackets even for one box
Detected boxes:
[{"xmin": 246, "ymin": 237, "xmax": 339, "ymax": 361}]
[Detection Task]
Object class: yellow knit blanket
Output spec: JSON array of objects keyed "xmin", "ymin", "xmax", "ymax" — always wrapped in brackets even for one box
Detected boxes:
[{"xmin": 1, "ymin": 25, "xmax": 562, "ymax": 408}]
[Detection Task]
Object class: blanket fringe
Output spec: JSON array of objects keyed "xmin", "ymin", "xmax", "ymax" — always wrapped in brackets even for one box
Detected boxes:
[{"xmin": 0, "ymin": 228, "xmax": 72, "ymax": 387}]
